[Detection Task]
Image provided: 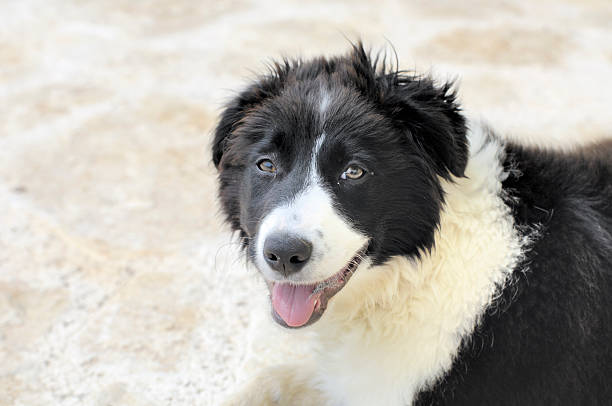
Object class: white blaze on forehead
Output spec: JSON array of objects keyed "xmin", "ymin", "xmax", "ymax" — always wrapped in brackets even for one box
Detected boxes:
[
  {"xmin": 319, "ymin": 88, "xmax": 332, "ymax": 117},
  {"xmin": 255, "ymin": 133, "xmax": 367, "ymax": 284},
  {"xmin": 313, "ymin": 133, "xmax": 326, "ymax": 156},
  {"xmin": 311, "ymin": 133, "xmax": 326, "ymax": 174}
]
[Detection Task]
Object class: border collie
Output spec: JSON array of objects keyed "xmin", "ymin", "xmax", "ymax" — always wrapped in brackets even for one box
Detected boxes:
[{"xmin": 212, "ymin": 44, "xmax": 612, "ymax": 405}]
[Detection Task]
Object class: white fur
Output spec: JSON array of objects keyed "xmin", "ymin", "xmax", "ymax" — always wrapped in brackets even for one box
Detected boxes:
[
  {"xmin": 231, "ymin": 123, "xmax": 529, "ymax": 406},
  {"xmin": 312, "ymin": 133, "xmax": 326, "ymax": 159},
  {"xmin": 319, "ymin": 88, "xmax": 332, "ymax": 117},
  {"xmin": 254, "ymin": 134, "xmax": 368, "ymax": 284}
]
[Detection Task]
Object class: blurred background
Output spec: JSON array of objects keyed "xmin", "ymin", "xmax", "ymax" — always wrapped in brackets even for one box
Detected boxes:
[{"xmin": 1, "ymin": 0, "xmax": 611, "ymax": 405}]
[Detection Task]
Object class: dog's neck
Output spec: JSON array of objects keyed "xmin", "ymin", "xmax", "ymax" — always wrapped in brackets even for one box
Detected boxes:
[{"xmin": 313, "ymin": 123, "xmax": 530, "ymax": 405}]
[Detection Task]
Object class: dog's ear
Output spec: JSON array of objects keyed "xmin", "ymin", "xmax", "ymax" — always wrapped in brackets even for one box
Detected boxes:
[
  {"xmin": 382, "ymin": 78, "xmax": 469, "ymax": 179},
  {"xmin": 344, "ymin": 44, "xmax": 468, "ymax": 178},
  {"xmin": 212, "ymin": 63, "xmax": 290, "ymax": 169}
]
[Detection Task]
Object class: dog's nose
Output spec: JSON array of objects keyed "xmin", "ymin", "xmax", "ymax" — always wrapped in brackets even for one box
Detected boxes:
[{"xmin": 263, "ymin": 233, "xmax": 313, "ymax": 276}]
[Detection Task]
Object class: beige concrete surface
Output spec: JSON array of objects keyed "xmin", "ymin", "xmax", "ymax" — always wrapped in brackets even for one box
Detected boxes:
[{"xmin": 1, "ymin": 1, "xmax": 611, "ymax": 405}]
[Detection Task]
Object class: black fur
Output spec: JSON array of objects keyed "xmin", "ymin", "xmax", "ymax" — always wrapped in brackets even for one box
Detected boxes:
[{"xmin": 213, "ymin": 44, "xmax": 612, "ymax": 404}]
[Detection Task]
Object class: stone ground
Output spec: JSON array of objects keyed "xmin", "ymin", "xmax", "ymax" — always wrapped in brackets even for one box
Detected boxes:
[{"xmin": 1, "ymin": 0, "xmax": 611, "ymax": 405}]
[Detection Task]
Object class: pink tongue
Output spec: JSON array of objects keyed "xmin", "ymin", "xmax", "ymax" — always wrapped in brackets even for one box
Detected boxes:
[{"xmin": 272, "ymin": 283, "xmax": 317, "ymax": 327}]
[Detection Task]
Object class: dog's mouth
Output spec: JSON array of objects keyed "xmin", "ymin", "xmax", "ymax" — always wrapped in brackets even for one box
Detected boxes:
[{"xmin": 265, "ymin": 248, "xmax": 366, "ymax": 328}]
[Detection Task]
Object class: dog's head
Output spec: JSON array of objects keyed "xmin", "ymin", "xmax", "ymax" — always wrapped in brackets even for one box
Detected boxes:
[{"xmin": 213, "ymin": 44, "xmax": 468, "ymax": 328}]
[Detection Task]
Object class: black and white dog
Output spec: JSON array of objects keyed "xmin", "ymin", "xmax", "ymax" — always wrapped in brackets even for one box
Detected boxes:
[{"xmin": 213, "ymin": 44, "xmax": 612, "ymax": 405}]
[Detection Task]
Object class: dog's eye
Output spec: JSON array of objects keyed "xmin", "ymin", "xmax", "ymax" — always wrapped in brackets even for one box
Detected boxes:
[
  {"xmin": 257, "ymin": 159, "xmax": 277, "ymax": 174},
  {"xmin": 341, "ymin": 164, "xmax": 365, "ymax": 180}
]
